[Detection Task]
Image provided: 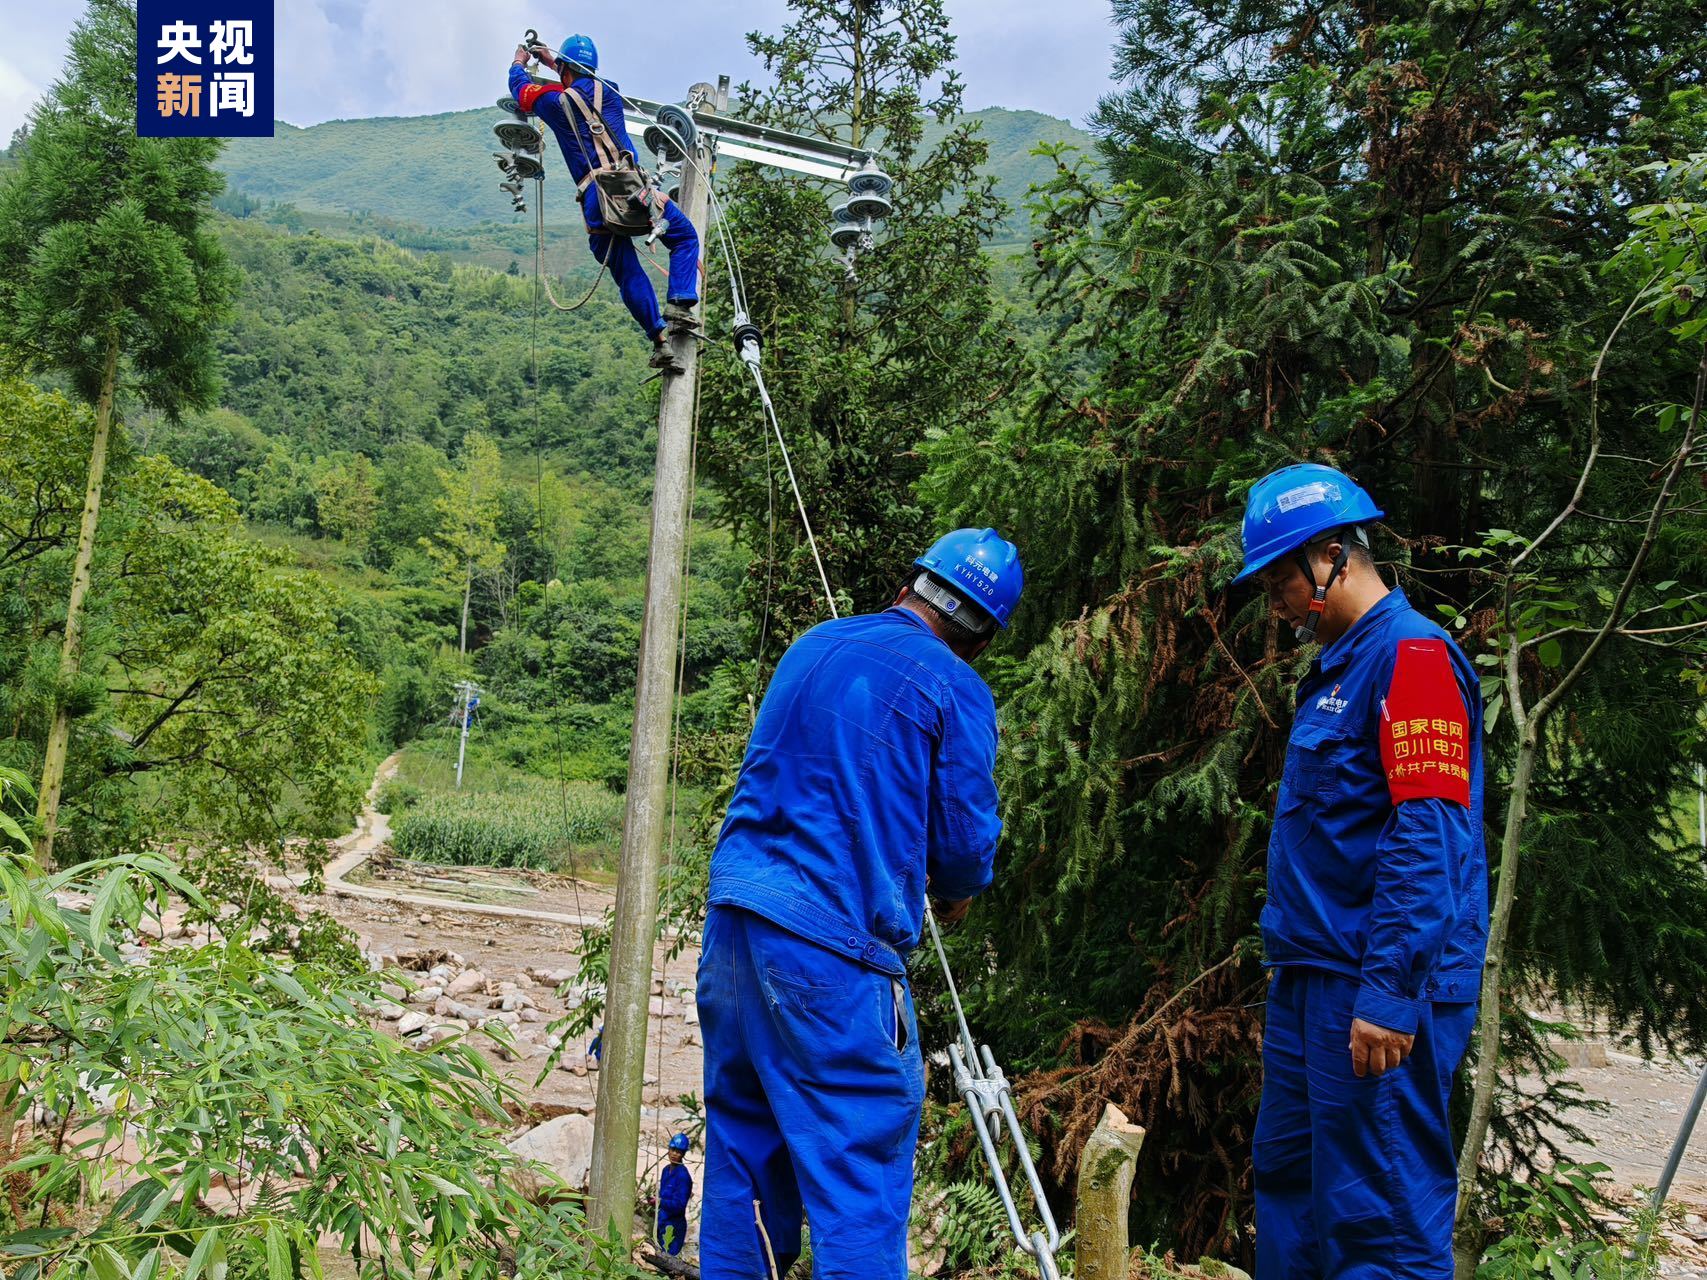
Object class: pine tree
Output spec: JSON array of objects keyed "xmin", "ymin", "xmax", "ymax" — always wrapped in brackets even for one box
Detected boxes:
[
  {"xmin": 0, "ymin": 0, "xmax": 235, "ymax": 867},
  {"xmin": 697, "ymin": 0, "xmax": 1016, "ymax": 646},
  {"xmin": 922, "ymin": 0, "xmax": 1707, "ymax": 1260}
]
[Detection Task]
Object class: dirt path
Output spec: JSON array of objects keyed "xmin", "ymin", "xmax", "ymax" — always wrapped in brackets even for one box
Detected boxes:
[{"xmin": 284, "ymin": 755, "xmax": 706, "ymax": 1231}]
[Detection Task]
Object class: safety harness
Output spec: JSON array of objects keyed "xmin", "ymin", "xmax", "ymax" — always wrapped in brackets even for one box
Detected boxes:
[
  {"xmin": 1292, "ymin": 524, "xmax": 1369, "ymax": 643},
  {"xmin": 555, "ymin": 79, "xmax": 661, "ymax": 237}
]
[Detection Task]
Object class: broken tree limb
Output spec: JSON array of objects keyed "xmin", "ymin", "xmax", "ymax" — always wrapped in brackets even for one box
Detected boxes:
[
  {"xmin": 640, "ymin": 1246, "xmax": 698, "ymax": 1279},
  {"xmin": 1073, "ymin": 1102, "xmax": 1146, "ymax": 1280}
]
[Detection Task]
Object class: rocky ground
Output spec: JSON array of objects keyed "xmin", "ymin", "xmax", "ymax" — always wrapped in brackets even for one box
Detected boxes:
[
  {"xmin": 1521, "ymin": 1038, "xmax": 1707, "ymax": 1276},
  {"xmin": 328, "ymin": 885, "xmax": 704, "ymax": 1182},
  {"xmin": 114, "ymin": 754, "xmax": 1707, "ymax": 1272}
]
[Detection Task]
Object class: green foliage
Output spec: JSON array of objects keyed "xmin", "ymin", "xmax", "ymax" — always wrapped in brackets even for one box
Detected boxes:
[
  {"xmin": 0, "ymin": 851, "xmax": 640, "ymax": 1279},
  {"xmin": 0, "ymin": 765, "xmax": 35, "ymax": 851},
  {"xmin": 1475, "ymin": 1166, "xmax": 1657, "ymax": 1280},
  {"xmin": 699, "ymin": 0, "xmax": 1020, "ymax": 647},
  {"xmin": 212, "ymin": 216, "xmax": 653, "ymax": 468},
  {"xmin": 213, "ymin": 105, "xmax": 1092, "ymax": 245},
  {"xmin": 911, "ymin": 0, "xmax": 1707, "ymax": 1259},
  {"xmin": 1, "ymin": 378, "xmax": 375, "ymax": 859},
  {"xmin": 373, "ymin": 778, "xmax": 424, "ymax": 815},
  {"xmin": 0, "ymin": 0, "xmax": 234, "ymax": 413},
  {"xmin": 925, "ymin": 1180, "xmax": 1011, "ymax": 1271}
]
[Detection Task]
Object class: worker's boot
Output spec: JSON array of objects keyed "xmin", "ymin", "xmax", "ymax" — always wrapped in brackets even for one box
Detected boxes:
[
  {"xmin": 663, "ymin": 300, "xmax": 701, "ymax": 336},
  {"xmin": 649, "ymin": 337, "xmax": 687, "ymax": 376}
]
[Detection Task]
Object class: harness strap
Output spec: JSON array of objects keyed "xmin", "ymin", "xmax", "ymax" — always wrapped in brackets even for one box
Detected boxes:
[{"xmin": 560, "ymin": 83, "xmax": 624, "ymax": 173}]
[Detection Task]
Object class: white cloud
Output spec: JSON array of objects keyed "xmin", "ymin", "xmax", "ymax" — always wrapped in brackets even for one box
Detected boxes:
[
  {"xmin": 0, "ymin": 52, "xmax": 45, "ymax": 143},
  {"xmin": 0, "ymin": 0, "xmax": 1116, "ymax": 140}
]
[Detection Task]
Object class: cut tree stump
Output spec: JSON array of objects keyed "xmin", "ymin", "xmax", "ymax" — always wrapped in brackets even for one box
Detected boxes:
[{"xmin": 1074, "ymin": 1102, "xmax": 1147, "ymax": 1280}]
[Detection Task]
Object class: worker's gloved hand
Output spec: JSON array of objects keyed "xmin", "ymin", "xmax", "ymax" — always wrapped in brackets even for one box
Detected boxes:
[
  {"xmin": 529, "ymin": 43, "xmax": 557, "ymax": 70},
  {"xmin": 930, "ymin": 896, "xmax": 973, "ymax": 928},
  {"xmin": 513, "ymin": 43, "xmax": 530, "ymax": 66},
  {"xmin": 1348, "ymin": 1017, "xmax": 1415, "ymax": 1078}
]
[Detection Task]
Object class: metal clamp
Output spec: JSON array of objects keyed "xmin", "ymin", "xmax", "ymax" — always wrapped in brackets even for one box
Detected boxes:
[{"xmin": 927, "ymin": 912, "xmax": 1063, "ymax": 1280}]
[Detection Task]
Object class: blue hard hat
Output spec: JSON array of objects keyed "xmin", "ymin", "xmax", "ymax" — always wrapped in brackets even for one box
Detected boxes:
[
  {"xmin": 557, "ymin": 34, "xmax": 598, "ymax": 73},
  {"xmin": 1232, "ymin": 463, "xmax": 1384, "ymax": 585},
  {"xmin": 668, "ymin": 1133, "xmax": 690, "ymax": 1153},
  {"xmin": 913, "ymin": 528, "xmax": 1024, "ymax": 629}
]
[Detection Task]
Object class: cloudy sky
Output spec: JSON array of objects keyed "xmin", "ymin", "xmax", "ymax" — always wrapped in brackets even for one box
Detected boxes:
[{"xmin": 0, "ymin": 1, "xmax": 1118, "ymax": 142}]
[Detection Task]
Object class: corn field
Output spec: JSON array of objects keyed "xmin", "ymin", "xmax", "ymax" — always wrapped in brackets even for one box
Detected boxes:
[{"xmin": 390, "ymin": 781, "xmax": 621, "ymax": 869}]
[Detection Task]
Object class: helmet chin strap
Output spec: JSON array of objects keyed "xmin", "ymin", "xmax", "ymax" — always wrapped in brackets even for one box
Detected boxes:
[{"xmin": 1293, "ymin": 529, "xmax": 1356, "ymax": 644}]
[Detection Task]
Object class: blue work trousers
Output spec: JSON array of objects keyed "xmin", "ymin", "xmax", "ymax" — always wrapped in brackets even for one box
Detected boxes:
[
  {"xmin": 697, "ymin": 906, "xmax": 925, "ymax": 1280},
  {"xmin": 1253, "ymin": 969, "xmax": 1477, "ymax": 1279},
  {"xmin": 656, "ymin": 1212, "xmax": 688, "ymax": 1256},
  {"xmin": 582, "ymin": 186, "xmax": 699, "ymax": 340}
]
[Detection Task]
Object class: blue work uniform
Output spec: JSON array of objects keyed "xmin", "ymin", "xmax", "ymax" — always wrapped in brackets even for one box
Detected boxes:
[
  {"xmin": 1253, "ymin": 588, "xmax": 1488, "ymax": 1279},
  {"xmin": 698, "ymin": 607, "xmax": 1001, "ymax": 1280},
  {"xmin": 657, "ymin": 1161, "xmax": 694, "ymax": 1256},
  {"xmin": 508, "ymin": 64, "xmax": 699, "ymax": 340}
]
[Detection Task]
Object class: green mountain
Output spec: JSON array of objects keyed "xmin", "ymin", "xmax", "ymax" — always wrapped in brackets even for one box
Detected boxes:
[{"xmin": 217, "ymin": 105, "xmax": 1097, "ymax": 241}]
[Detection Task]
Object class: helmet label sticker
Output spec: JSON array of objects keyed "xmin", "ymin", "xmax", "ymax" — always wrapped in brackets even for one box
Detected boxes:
[{"xmin": 1276, "ymin": 481, "xmax": 1340, "ymax": 513}]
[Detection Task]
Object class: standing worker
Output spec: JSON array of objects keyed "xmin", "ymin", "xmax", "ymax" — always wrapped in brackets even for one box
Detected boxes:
[
  {"xmin": 508, "ymin": 35, "xmax": 700, "ymax": 373},
  {"xmin": 656, "ymin": 1133, "xmax": 695, "ymax": 1257},
  {"xmin": 1234, "ymin": 463, "xmax": 1487, "ymax": 1279},
  {"xmin": 696, "ymin": 529, "xmax": 1024, "ymax": 1280}
]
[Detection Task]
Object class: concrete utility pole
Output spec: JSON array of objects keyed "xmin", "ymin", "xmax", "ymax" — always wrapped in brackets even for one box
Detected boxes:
[
  {"xmin": 571, "ymin": 72, "xmax": 880, "ymax": 1240},
  {"xmin": 587, "ymin": 80, "xmax": 720, "ymax": 1238},
  {"xmin": 452, "ymin": 680, "xmax": 479, "ymax": 789}
]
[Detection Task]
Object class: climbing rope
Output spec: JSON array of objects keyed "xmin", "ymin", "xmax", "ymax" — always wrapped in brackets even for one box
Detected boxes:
[
  {"xmin": 526, "ymin": 181, "xmax": 590, "ymax": 935},
  {"xmin": 702, "ymin": 168, "xmax": 1063, "ymax": 1280},
  {"xmin": 535, "ymin": 179, "xmax": 607, "ymax": 313}
]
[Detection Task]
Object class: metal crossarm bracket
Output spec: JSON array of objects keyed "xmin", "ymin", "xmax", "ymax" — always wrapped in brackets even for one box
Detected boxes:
[{"xmin": 524, "ymin": 74, "xmax": 874, "ymax": 182}]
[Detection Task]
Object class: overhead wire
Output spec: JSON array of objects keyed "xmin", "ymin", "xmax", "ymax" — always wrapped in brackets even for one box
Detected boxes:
[
  {"xmin": 521, "ymin": 62, "xmax": 1053, "ymax": 1271},
  {"xmin": 526, "ymin": 175, "xmax": 590, "ymax": 936},
  {"xmin": 676, "ymin": 133, "xmax": 1062, "ymax": 1280}
]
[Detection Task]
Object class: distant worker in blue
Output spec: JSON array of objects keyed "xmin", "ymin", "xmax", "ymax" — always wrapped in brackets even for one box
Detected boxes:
[
  {"xmin": 1233, "ymin": 463, "xmax": 1488, "ymax": 1279},
  {"xmin": 509, "ymin": 34, "xmax": 700, "ymax": 373},
  {"xmin": 696, "ymin": 528, "xmax": 1024, "ymax": 1280},
  {"xmin": 656, "ymin": 1133, "xmax": 694, "ymax": 1257}
]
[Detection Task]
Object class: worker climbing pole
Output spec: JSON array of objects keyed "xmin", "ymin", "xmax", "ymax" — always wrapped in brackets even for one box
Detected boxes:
[{"xmin": 503, "ymin": 32, "xmax": 701, "ymax": 373}]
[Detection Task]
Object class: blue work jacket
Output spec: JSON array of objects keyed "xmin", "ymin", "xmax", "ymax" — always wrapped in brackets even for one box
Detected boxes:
[
  {"xmin": 509, "ymin": 65, "xmax": 638, "ymax": 190},
  {"xmin": 708, "ymin": 608, "xmax": 1002, "ymax": 976},
  {"xmin": 1263, "ymin": 589, "xmax": 1489, "ymax": 1034},
  {"xmin": 659, "ymin": 1162, "xmax": 693, "ymax": 1216}
]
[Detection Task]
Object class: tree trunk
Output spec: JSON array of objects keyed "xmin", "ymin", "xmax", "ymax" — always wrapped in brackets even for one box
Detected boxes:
[
  {"xmin": 33, "ymin": 332, "xmax": 120, "ymax": 870},
  {"xmin": 1074, "ymin": 1103, "xmax": 1147, "ymax": 1280},
  {"xmin": 459, "ymin": 557, "xmax": 473, "ymax": 657},
  {"xmin": 1451, "ymin": 728, "xmax": 1539, "ymax": 1275},
  {"xmin": 841, "ymin": 1, "xmax": 866, "ymax": 334}
]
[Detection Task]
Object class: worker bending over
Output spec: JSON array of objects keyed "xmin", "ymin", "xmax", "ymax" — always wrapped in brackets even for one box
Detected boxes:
[
  {"xmin": 697, "ymin": 529, "xmax": 1024, "ymax": 1280},
  {"xmin": 1235, "ymin": 464, "xmax": 1487, "ymax": 1279},
  {"xmin": 508, "ymin": 34, "xmax": 700, "ymax": 372}
]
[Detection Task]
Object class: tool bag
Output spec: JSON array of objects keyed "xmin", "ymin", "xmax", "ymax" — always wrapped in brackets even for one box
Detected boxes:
[{"xmin": 560, "ymin": 80, "xmax": 657, "ymax": 236}]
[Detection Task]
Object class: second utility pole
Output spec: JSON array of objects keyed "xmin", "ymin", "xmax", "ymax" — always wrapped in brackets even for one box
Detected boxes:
[{"xmin": 587, "ymin": 79, "xmax": 719, "ymax": 1239}]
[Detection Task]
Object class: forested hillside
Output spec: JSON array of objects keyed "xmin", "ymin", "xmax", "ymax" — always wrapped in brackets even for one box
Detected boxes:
[{"xmin": 216, "ymin": 104, "xmax": 1094, "ymax": 244}]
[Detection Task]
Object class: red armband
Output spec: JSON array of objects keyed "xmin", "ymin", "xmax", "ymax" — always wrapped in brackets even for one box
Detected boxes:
[
  {"xmin": 1379, "ymin": 639, "xmax": 1471, "ymax": 806},
  {"xmin": 517, "ymin": 83, "xmax": 558, "ymax": 114}
]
